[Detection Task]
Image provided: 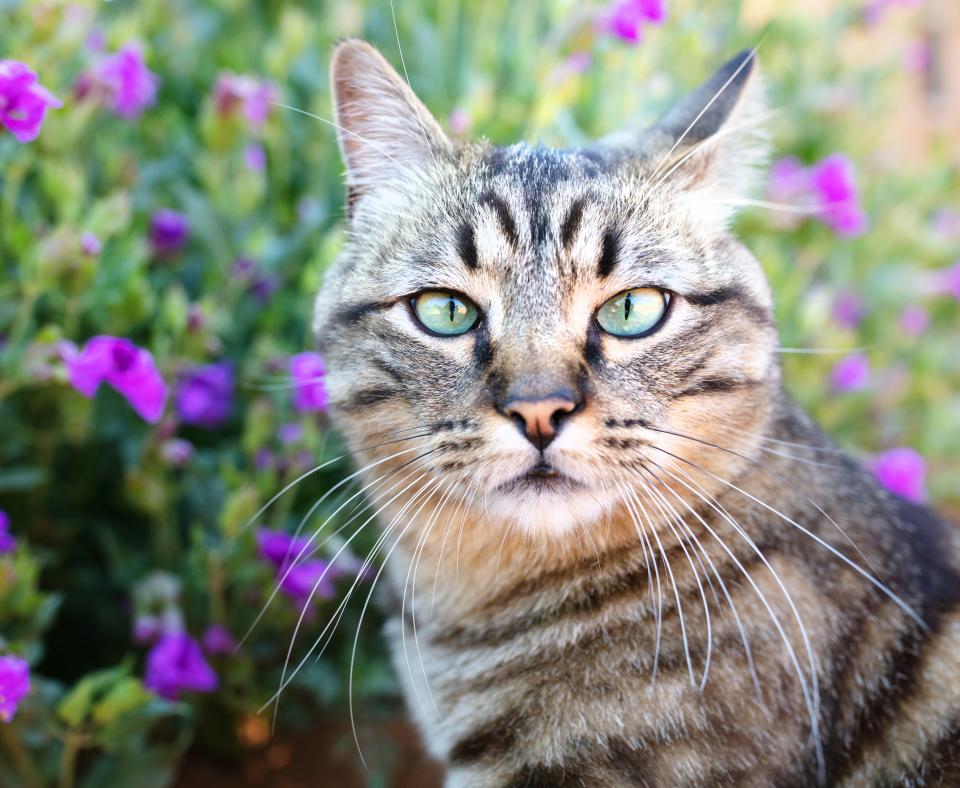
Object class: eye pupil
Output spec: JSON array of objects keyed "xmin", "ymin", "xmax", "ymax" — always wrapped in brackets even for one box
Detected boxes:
[
  {"xmin": 596, "ymin": 287, "xmax": 667, "ymax": 337},
  {"xmin": 412, "ymin": 291, "xmax": 479, "ymax": 336}
]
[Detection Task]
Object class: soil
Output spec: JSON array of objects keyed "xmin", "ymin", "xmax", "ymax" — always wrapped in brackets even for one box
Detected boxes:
[{"xmin": 175, "ymin": 717, "xmax": 443, "ymax": 788}]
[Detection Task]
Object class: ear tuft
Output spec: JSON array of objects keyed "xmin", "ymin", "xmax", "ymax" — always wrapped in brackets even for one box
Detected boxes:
[
  {"xmin": 655, "ymin": 50, "xmax": 759, "ymax": 148},
  {"xmin": 330, "ymin": 39, "xmax": 451, "ymax": 206},
  {"xmin": 629, "ymin": 50, "xmax": 770, "ymax": 225}
]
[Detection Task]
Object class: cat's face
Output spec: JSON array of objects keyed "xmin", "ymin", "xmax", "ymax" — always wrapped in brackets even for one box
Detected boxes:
[{"xmin": 315, "ymin": 41, "xmax": 778, "ymax": 537}]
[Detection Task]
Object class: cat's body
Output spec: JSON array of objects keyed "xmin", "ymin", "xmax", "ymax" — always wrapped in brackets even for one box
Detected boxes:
[
  {"xmin": 383, "ymin": 395, "xmax": 960, "ymax": 787},
  {"xmin": 313, "ymin": 41, "xmax": 960, "ymax": 786}
]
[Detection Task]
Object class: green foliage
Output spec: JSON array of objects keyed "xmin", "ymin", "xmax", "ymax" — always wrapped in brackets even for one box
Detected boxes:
[{"xmin": 0, "ymin": 0, "xmax": 957, "ymax": 785}]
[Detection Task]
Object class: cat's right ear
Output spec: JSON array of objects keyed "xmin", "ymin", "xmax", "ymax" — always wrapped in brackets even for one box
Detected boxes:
[{"xmin": 330, "ymin": 39, "xmax": 452, "ymax": 210}]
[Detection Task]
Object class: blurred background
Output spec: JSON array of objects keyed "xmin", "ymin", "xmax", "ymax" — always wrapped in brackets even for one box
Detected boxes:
[{"xmin": 0, "ymin": 0, "xmax": 958, "ymax": 786}]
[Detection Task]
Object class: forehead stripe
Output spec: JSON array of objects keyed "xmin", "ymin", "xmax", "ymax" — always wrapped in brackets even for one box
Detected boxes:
[
  {"xmin": 478, "ymin": 191, "xmax": 519, "ymax": 249},
  {"xmin": 560, "ymin": 198, "xmax": 586, "ymax": 250},
  {"xmin": 597, "ymin": 229, "xmax": 621, "ymax": 278},
  {"xmin": 456, "ymin": 221, "xmax": 479, "ymax": 270}
]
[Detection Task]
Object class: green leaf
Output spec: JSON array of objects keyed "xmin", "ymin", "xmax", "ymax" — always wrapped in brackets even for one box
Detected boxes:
[{"xmin": 91, "ymin": 677, "xmax": 152, "ymax": 726}]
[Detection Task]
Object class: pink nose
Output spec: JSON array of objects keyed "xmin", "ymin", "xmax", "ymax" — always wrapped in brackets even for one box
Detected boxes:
[{"xmin": 503, "ymin": 397, "xmax": 577, "ymax": 450}]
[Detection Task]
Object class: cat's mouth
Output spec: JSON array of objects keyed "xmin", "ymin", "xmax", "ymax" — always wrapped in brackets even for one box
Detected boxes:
[{"xmin": 496, "ymin": 462, "xmax": 584, "ymax": 494}]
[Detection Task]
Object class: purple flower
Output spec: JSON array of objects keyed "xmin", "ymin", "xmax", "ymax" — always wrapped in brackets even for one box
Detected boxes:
[
  {"xmin": 149, "ymin": 209, "xmax": 189, "ymax": 256},
  {"xmin": 448, "ymin": 107, "xmax": 471, "ymax": 136},
  {"xmin": 930, "ymin": 208, "xmax": 960, "ymax": 239},
  {"xmin": 565, "ymin": 52, "xmax": 593, "ymax": 74},
  {"xmin": 256, "ymin": 528, "xmax": 310, "ymax": 568},
  {"xmin": 244, "ymin": 143, "xmax": 266, "ymax": 172},
  {"xmin": 87, "ymin": 29, "xmax": 106, "ymax": 53},
  {"xmin": 0, "ymin": 511, "xmax": 14, "ymax": 554},
  {"xmin": 767, "ymin": 154, "xmax": 867, "ymax": 236},
  {"xmin": 251, "ymin": 273, "xmax": 279, "ymax": 304},
  {"xmin": 132, "ymin": 615, "xmax": 162, "ymax": 645},
  {"xmin": 66, "ymin": 336, "xmax": 167, "ymax": 423},
  {"xmin": 231, "ymin": 256, "xmax": 257, "ymax": 279},
  {"xmin": 870, "ymin": 447, "xmax": 926, "ymax": 503},
  {"xmin": 176, "ymin": 363, "xmax": 233, "ymax": 428},
  {"xmin": 186, "ymin": 304, "xmax": 206, "ymax": 334},
  {"xmin": 160, "ymin": 438, "xmax": 194, "ymax": 468},
  {"xmin": 832, "ymin": 291, "xmax": 864, "ymax": 330},
  {"xmin": 212, "ymin": 72, "xmax": 278, "ymax": 127},
  {"xmin": 809, "ymin": 155, "xmax": 868, "ymax": 237},
  {"xmin": 903, "ymin": 40, "xmax": 932, "ymax": 73},
  {"xmin": 830, "ymin": 353, "xmax": 871, "ymax": 392},
  {"xmin": 144, "ymin": 632, "xmax": 218, "ymax": 700},
  {"xmin": 254, "ymin": 448, "xmax": 275, "ymax": 472},
  {"xmin": 279, "ymin": 559, "xmax": 336, "ymax": 604},
  {"xmin": 768, "ymin": 157, "xmax": 808, "ymax": 203},
  {"xmin": 80, "ymin": 232, "xmax": 102, "ymax": 256},
  {"xmin": 864, "ymin": 0, "xmax": 921, "ymax": 25},
  {"xmin": 289, "ymin": 352, "xmax": 328, "ymax": 413},
  {"xmin": 0, "ymin": 655, "xmax": 31, "ymax": 723},
  {"xmin": 0, "ymin": 60, "xmax": 62, "ymax": 143},
  {"xmin": 201, "ymin": 624, "xmax": 236, "ymax": 656},
  {"xmin": 278, "ymin": 422, "xmax": 304, "ymax": 445},
  {"xmin": 936, "ymin": 261, "xmax": 960, "ymax": 300},
  {"xmin": 89, "ymin": 43, "xmax": 158, "ymax": 120},
  {"xmin": 899, "ymin": 306, "xmax": 930, "ymax": 336},
  {"xmin": 600, "ymin": 0, "xmax": 667, "ymax": 44}
]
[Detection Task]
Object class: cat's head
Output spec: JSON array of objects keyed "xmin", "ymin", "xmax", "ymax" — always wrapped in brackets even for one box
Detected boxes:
[{"xmin": 314, "ymin": 40, "xmax": 778, "ymax": 538}]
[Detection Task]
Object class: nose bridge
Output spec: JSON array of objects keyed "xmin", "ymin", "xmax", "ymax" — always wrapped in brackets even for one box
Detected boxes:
[{"xmin": 492, "ymin": 326, "xmax": 581, "ymax": 405}]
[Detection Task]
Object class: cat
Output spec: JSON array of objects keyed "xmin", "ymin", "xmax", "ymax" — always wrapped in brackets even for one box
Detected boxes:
[{"xmin": 311, "ymin": 39, "xmax": 960, "ymax": 787}]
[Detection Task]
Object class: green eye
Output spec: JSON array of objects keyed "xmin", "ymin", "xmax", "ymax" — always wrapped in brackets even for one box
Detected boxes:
[
  {"xmin": 412, "ymin": 291, "xmax": 479, "ymax": 336},
  {"xmin": 596, "ymin": 288, "xmax": 669, "ymax": 337}
]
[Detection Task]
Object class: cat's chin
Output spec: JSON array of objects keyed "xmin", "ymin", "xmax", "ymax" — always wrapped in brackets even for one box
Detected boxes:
[{"xmin": 481, "ymin": 482, "xmax": 610, "ymax": 536}]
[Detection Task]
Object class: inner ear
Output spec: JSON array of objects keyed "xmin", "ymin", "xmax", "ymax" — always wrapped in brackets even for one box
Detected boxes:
[
  {"xmin": 655, "ymin": 50, "xmax": 759, "ymax": 151},
  {"xmin": 330, "ymin": 39, "xmax": 452, "ymax": 208},
  {"xmin": 636, "ymin": 50, "xmax": 770, "ymax": 224}
]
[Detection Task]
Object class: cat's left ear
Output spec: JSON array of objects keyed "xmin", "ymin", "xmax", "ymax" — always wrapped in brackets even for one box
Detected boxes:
[
  {"xmin": 625, "ymin": 51, "xmax": 769, "ymax": 224},
  {"xmin": 330, "ymin": 39, "xmax": 453, "ymax": 210}
]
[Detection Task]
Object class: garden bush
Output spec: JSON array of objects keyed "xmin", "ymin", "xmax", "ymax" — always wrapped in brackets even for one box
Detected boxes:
[{"xmin": 1, "ymin": 0, "xmax": 957, "ymax": 785}]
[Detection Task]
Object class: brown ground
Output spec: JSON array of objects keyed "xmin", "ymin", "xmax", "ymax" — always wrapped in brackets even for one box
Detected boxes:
[{"xmin": 175, "ymin": 717, "xmax": 443, "ymax": 788}]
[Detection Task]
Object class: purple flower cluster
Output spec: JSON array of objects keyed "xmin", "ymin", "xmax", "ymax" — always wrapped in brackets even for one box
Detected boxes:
[
  {"xmin": 149, "ymin": 209, "xmax": 190, "ymax": 256},
  {"xmin": 289, "ymin": 352, "xmax": 328, "ymax": 413},
  {"xmin": 176, "ymin": 363, "xmax": 234, "ymax": 428},
  {"xmin": 768, "ymin": 154, "xmax": 868, "ymax": 237},
  {"xmin": 599, "ymin": 0, "xmax": 666, "ymax": 44},
  {"xmin": 257, "ymin": 528, "xmax": 336, "ymax": 608},
  {"xmin": 213, "ymin": 72, "xmax": 278, "ymax": 127},
  {"xmin": 66, "ymin": 336, "xmax": 167, "ymax": 423},
  {"xmin": 863, "ymin": 0, "xmax": 921, "ymax": 25},
  {"xmin": 144, "ymin": 632, "xmax": 218, "ymax": 700},
  {"xmin": 831, "ymin": 291, "xmax": 865, "ymax": 330},
  {"xmin": 899, "ymin": 306, "xmax": 930, "ymax": 336},
  {"xmin": 87, "ymin": 43, "xmax": 158, "ymax": 120},
  {"xmin": 0, "ymin": 655, "xmax": 30, "ymax": 723},
  {"xmin": 830, "ymin": 353, "xmax": 871, "ymax": 393},
  {"xmin": 870, "ymin": 447, "xmax": 926, "ymax": 503},
  {"xmin": 0, "ymin": 510, "xmax": 14, "ymax": 554},
  {"xmin": 0, "ymin": 60, "xmax": 62, "ymax": 143},
  {"xmin": 201, "ymin": 624, "xmax": 236, "ymax": 656},
  {"xmin": 936, "ymin": 261, "xmax": 960, "ymax": 300}
]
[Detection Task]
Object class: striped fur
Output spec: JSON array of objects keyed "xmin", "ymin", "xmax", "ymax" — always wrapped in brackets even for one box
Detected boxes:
[{"xmin": 313, "ymin": 41, "xmax": 960, "ymax": 786}]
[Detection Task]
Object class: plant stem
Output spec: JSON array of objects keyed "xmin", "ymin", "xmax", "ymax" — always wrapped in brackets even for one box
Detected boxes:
[
  {"xmin": 0, "ymin": 723, "xmax": 43, "ymax": 788},
  {"xmin": 57, "ymin": 731, "xmax": 84, "ymax": 788}
]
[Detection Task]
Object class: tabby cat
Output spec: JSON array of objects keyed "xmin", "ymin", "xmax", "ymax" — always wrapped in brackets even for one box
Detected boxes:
[{"xmin": 310, "ymin": 39, "xmax": 960, "ymax": 786}]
